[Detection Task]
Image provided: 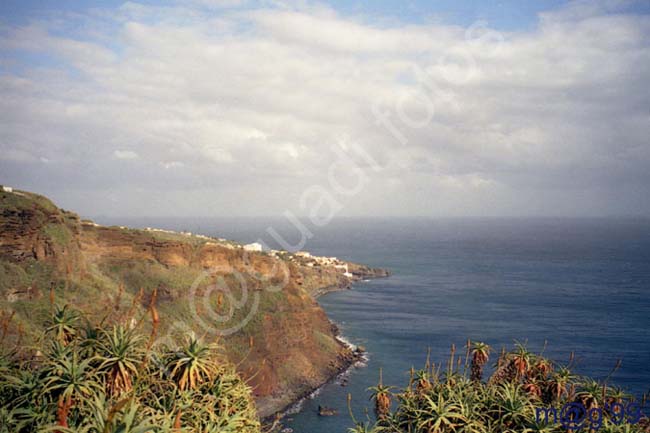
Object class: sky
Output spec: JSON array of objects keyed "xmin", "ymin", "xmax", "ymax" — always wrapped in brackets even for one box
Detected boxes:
[{"xmin": 0, "ymin": 0, "xmax": 649, "ymax": 218}]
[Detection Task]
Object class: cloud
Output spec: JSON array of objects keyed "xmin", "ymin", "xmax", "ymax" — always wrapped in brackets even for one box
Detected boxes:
[
  {"xmin": 113, "ymin": 150, "xmax": 139, "ymax": 160},
  {"xmin": 160, "ymin": 161, "xmax": 184, "ymax": 169},
  {"xmin": 185, "ymin": 0, "xmax": 249, "ymax": 8},
  {"xmin": 0, "ymin": 0, "xmax": 649, "ymax": 217}
]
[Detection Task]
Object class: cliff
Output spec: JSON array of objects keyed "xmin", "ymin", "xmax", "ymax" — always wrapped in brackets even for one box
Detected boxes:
[{"xmin": 0, "ymin": 188, "xmax": 388, "ymax": 418}]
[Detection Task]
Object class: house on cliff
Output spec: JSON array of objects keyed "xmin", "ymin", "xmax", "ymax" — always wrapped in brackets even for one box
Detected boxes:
[
  {"xmin": 243, "ymin": 242, "xmax": 263, "ymax": 252},
  {"xmin": 335, "ymin": 263, "xmax": 354, "ymax": 278}
]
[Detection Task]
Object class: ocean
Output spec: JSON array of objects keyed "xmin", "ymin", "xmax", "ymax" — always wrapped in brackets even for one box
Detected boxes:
[{"xmin": 95, "ymin": 216, "xmax": 650, "ymax": 433}]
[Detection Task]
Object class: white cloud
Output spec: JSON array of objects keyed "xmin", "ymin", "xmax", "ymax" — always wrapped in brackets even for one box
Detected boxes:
[
  {"xmin": 185, "ymin": 0, "xmax": 249, "ymax": 8},
  {"xmin": 0, "ymin": 0, "xmax": 649, "ymax": 217},
  {"xmin": 113, "ymin": 150, "xmax": 139, "ymax": 160},
  {"xmin": 160, "ymin": 161, "xmax": 184, "ymax": 169}
]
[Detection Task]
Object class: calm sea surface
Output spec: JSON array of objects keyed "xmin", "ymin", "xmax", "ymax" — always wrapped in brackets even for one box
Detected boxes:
[{"xmin": 95, "ymin": 217, "xmax": 650, "ymax": 433}]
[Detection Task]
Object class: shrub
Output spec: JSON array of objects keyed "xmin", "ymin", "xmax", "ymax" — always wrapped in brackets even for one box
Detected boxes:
[
  {"xmin": 0, "ymin": 305, "xmax": 260, "ymax": 432},
  {"xmin": 349, "ymin": 341, "xmax": 650, "ymax": 433}
]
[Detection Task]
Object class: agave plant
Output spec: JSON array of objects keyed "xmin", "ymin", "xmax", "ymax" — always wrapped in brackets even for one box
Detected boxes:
[
  {"xmin": 576, "ymin": 379, "xmax": 604, "ymax": 411},
  {"xmin": 471, "ymin": 342, "xmax": 491, "ymax": 382},
  {"xmin": 416, "ymin": 392, "xmax": 468, "ymax": 433},
  {"xmin": 0, "ymin": 306, "xmax": 261, "ymax": 433},
  {"xmin": 489, "ymin": 383, "xmax": 534, "ymax": 429},
  {"xmin": 44, "ymin": 305, "xmax": 80, "ymax": 345},
  {"xmin": 72, "ymin": 393, "xmax": 155, "ymax": 433},
  {"xmin": 0, "ymin": 407, "xmax": 17, "ymax": 433},
  {"xmin": 522, "ymin": 377, "xmax": 543, "ymax": 400},
  {"xmin": 489, "ymin": 355, "xmax": 517, "ymax": 385},
  {"xmin": 511, "ymin": 342, "xmax": 532, "ymax": 379},
  {"xmin": 606, "ymin": 386, "xmax": 632, "ymax": 405},
  {"xmin": 368, "ymin": 369, "xmax": 394, "ymax": 421},
  {"xmin": 0, "ymin": 351, "xmax": 17, "ymax": 403},
  {"xmin": 526, "ymin": 418, "xmax": 559, "ymax": 433},
  {"xmin": 41, "ymin": 351, "xmax": 102, "ymax": 428},
  {"xmin": 350, "ymin": 343, "xmax": 648, "ymax": 433},
  {"xmin": 414, "ymin": 369, "xmax": 432, "ymax": 393},
  {"xmin": 78, "ymin": 320, "xmax": 102, "ymax": 358},
  {"xmin": 95, "ymin": 325, "xmax": 145, "ymax": 397},
  {"xmin": 531, "ymin": 357, "xmax": 553, "ymax": 380},
  {"xmin": 3, "ymin": 368, "xmax": 42, "ymax": 410},
  {"xmin": 347, "ymin": 422, "xmax": 380, "ymax": 433},
  {"xmin": 548, "ymin": 366, "xmax": 574, "ymax": 402},
  {"xmin": 166, "ymin": 335, "xmax": 221, "ymax": 391},
  {"xmin": 368, "ymin": 383, "xmax": 393, "ymax": 420}
]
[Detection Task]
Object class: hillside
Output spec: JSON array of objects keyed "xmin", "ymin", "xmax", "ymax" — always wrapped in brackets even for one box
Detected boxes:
[{"xmin": 0, "ymin": 188, "xmax": 388, "ymax": 418}]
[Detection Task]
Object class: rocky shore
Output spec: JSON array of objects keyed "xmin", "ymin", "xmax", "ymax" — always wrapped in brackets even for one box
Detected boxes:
[
  {"xmin": 0, "ymin": 188, "xmax": 390, "ymax": 423},
  {"xmin": 262, "ymin": 327, "xmax": 369, "ymax": 429},
  {"xmin": 262, "ymin": 273, "xmax": 386, "ymax": 426}
]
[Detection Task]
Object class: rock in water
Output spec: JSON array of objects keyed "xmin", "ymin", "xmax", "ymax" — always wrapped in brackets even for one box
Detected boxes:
[{"xmin": 318, "ymin": 405, "xmax": 337, "ymax": 416}]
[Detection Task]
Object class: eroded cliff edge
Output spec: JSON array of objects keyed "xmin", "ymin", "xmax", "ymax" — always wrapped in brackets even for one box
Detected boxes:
[{"xmin": 0, "ymin": 189, "xmax": 388, "ymax": 417}]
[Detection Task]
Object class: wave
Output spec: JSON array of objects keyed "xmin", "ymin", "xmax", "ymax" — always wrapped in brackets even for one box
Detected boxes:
[{"xmin": 281, "ymin": 331, "xmax": 369, "ymax": 417}]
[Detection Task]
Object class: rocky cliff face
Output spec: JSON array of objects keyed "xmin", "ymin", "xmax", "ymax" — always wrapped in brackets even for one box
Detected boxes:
[
  {"xmin": 0, "ymin": 189, "xmax": 387, "ymax": 417},
  {"xmin": 0, "ymin": 191, "xmax": 82, "ymax": 268}
]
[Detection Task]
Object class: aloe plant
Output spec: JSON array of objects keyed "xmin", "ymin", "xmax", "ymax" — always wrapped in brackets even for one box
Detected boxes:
[
  {"xmin": 95, "ymin": 325, "xmax": 145, "ymax": 397},
  {"xmin": 0, "ymin": 306, "xmax": 260, "ymax": 433},
  {"xmin": 166, "ymin": 335, "xmax": 221, "ymax": 391},
  {"xmin": 45, "ymin": 305, "xmax": 80, "ymax": 345},
  {"xmin": 470, "ymin": 341, "xmax": 491, "ymax": 382},
  {"xmin": 351, "ymin": 343, "xmax": 650, "ymax": 433}
]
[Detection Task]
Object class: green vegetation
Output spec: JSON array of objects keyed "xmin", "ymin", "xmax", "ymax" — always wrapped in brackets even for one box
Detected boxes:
[
  {"xmin": 350, "ymin": 342, "xmax": 650, "ymax": 433},
  {"xmin": 1, "ymin": 188, "xmax": 392, "ymax": 421},
  {"xmin": 42, "ymin": 223, "xmax": 73, "ymax": 246},
  {"xmin": 0, "ymin": 190, "xmax": 59, "ymax": 214},
  {"xmin": 0, "ymin": 304, "xmax": 260, "ymax": 432},
  {"xmin": 100, "ymin": 260, "xmax": 204, "ymax": 296},
  {"xmin": 140, "ymin": 230, "xmax": 208, "ymax": 246},
  {"xmin": 0, "ymin": 260, "xmax": 31, "ymax": 293},
  {"xmin": 313, "ymin": 330, "xmax": 340, "ymax": 353}
]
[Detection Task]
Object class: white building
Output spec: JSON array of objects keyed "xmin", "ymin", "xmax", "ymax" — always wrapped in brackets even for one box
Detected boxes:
[
  {"xmin": 243, "ymin": 242, "xmax": 263, "ymax": 252},
  {"xmin": 336, "ymin": 263, "xmax": 353, "ymax": 278},
  {"xmin": 2, "ymin": 186, "xmax": 13, "ymax": 193},
  {"xmin": 206, "ymin": 242, "xmax": 236, "ymax": 250},
  {"xmin": 316, "ymin": 256, "xmax": 339, "ymax": 266}
]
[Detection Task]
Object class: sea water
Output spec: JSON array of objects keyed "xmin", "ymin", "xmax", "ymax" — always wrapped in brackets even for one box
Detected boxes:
[{"xmin": 96, "ymin": 217, "xmax": 650, "ymax": 433}]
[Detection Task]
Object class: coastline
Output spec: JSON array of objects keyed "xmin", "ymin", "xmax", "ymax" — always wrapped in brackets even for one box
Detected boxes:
[
  {"xmin": 262, "ymin": 275, "xmax": 385, "ymax": 428},
  {"xmin": 0, "ymin": 188, "xmax": 390, "ymax": 429},
  {"xmin": 262, "ymin": 332, "xmax": 367, "ymax": 427}
]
